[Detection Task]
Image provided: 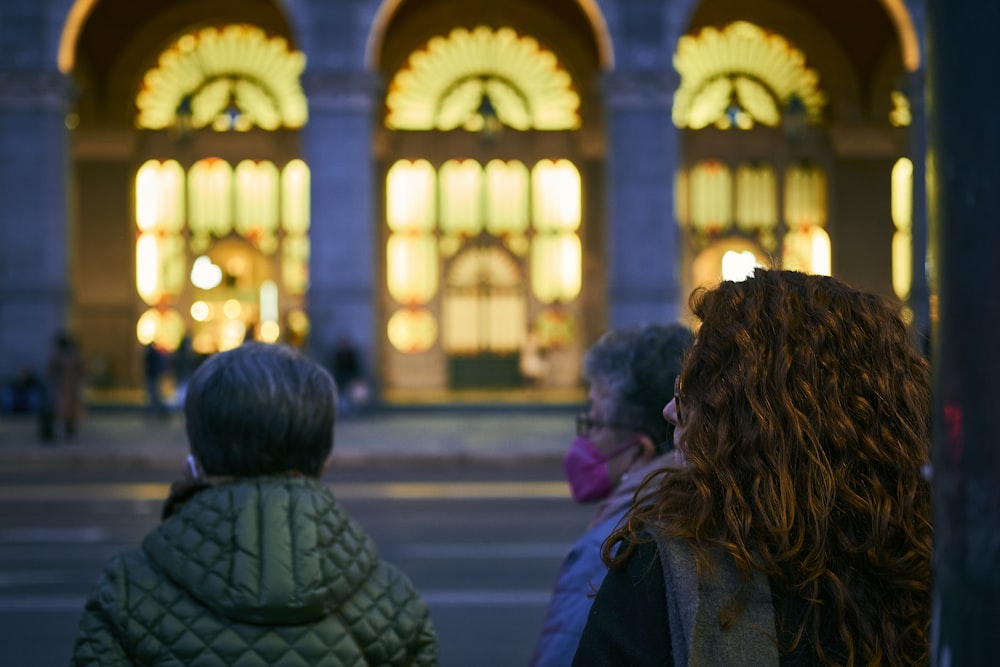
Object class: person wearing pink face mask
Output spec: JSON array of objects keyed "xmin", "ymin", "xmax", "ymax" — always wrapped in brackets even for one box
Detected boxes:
[{"xmin": 531, "ymin": 323, "xmax": 693, "ymax": 667}]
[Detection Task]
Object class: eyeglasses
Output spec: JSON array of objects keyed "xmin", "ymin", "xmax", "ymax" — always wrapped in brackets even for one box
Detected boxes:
[
  {"xmin": 673, "ymin": 376, "xmax": 686, "ymax": 426},
  {"xmin": 575, "ymin": 413, "xmax": 640, "ymax": 438}
]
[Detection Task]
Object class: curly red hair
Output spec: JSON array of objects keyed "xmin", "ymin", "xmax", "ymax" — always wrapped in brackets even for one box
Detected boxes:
[{"xmin": 606, "ymin": 269, "xmax": 931, "ymax": 666}]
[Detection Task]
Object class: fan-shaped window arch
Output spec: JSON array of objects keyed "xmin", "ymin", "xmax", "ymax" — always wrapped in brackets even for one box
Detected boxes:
[
  {"xmin": 136, "ymin": 24, "xmax": 308, "ymax": 131},
  {"xmin": 385, "ymin": 26, "xmax": 580, "ymax": 131},
  {"xmin": 673, "ymin": 21, "xmax": 826, "ymax": 130}
]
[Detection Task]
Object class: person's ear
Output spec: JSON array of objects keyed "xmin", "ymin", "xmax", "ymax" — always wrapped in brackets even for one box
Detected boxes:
[{"xmin": 635, "ymin": 434, "xmax": 657, "ymax": 462}]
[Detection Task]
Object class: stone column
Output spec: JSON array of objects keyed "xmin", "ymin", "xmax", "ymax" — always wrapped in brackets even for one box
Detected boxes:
[
  {"xmin": 927, "ymin": 0, "xmax": 1000, "ymax": 662},
  {"xmin": 602, "ymin": 69, "xmax": 682, "ymax": 327},
  {"xmin": 301, "ymin": 69, "xmax": 381, "ymax": 380},
  {"xmin": 0, "ymin": 67, "xmax": 73, "ymax": 380}
]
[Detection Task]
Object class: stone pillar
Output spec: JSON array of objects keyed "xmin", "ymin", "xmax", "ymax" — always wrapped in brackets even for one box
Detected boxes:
[
  {"xmin": 301, "ymin": 69, "xmax": 380, "ymax": 382},
  {"xmin": 600, "ymin": 0, "xmax": 686, "ymax": 328},
  {"xmin": 926, "ymin": 0, "xmax": 1000, "ymax": 662},
  {"xmin": 904, "ymin": 67, "xmax": 930, "ymax": 349},
  {"xmin": 0, "ymin": 67, "xmax": 72, "ymax": 381},
  {"xmin": 602, "ymin": 71, "xmax": 682, "ymax": 328}
]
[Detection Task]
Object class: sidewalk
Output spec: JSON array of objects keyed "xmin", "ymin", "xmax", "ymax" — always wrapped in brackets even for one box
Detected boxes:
[{"xmin": 0, "ymin": 403, "xmax": 581, "ymax": 471}]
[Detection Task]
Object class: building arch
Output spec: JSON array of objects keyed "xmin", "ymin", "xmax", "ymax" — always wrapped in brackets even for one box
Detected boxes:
[{"xmin": 365, "ymin": 0, "xmax": 613, "ymax": 71}]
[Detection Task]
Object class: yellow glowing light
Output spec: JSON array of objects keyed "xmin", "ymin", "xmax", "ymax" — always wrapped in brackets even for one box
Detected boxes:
[
  {"xmin": 223, "ymin": 299, "xmax": 242, "ymax": 319},
  {"xmin": 136, "ymin": 309, "xmax": 160, "ymax": 345},
  {"xmin": 673, "ymin": 22, "xmax": 826, "ymax": 130},
  {"xmin": 136, "ymin": 162, "xmax": 160, "ymax": 232},
  {"xmin": 190, "ymin": 256, "xmax": 223, "ymax": 290},
  {"xmin": 532, "ymin": 160, "xmax": 581, "ymax": 232},
  {"xmin": 135, "ymin": 24, "xmax": 308, "ymax": 131},
  {"xmin": 721, "ymin": 250, "xmax": 760, "ymax": 282},
  {"xmin": 387, "ymin": 308, "xmax": 438, "ymax": 353},
  {"xmin": 892, "ymin": 158, "xmax": 914, "ymax": 232},
  {"xmin": 387, "ymin": 160, "xmax": 436, "ymax": 233},
  {"xmin": 260, "ymin": 321, "xmax": 280, "ymax": 343},
  {"xmin": 386, "ymin": 25, "xmax": 580, "ymax": 131},
  {"xmin": 136, "ymin": 233, "xmax": 160, "ymax": 304},
  {"xmin": 190, "ymin": 301, "xmax": 211, "ymax": 322},
  {"xmin": 222, "ymin": 320, "xmax": 247, "ymax": 350},
  {"xmin": 387, "ymin": 235, "xmax": 438, "ymax": 304},
  {"xmin": 287, "ymin": 309, "xmax": 310, "ymax": 335},
  {"xmin": 259, "ymin": 281, "xmax": 279, "ymax": 323}
]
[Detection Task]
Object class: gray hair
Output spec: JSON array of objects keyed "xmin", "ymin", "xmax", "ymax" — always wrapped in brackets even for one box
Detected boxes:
[
  {"xmin": 583, "ymin": 323, "xmax": 693, "ymax": 452},
  {"xmin": 184, "ymin": 342, "xmax": 336, "ymax": 477}
]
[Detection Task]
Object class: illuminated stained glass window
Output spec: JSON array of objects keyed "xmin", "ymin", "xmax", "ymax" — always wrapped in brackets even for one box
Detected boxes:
[
  {"xmin": 136, "ymin": 24, "xmax": 308, "ymax": 132},
  {"xmin": 134, "ymin": 158, "xmax": 311, "ymax": 350},
  {"xmin": 782, "ymin": 162, "xmax": 830, "ymax": 275},
  {"xmin": 235, "ymin": 160, "xmax": 279, "ymax": 254},
  {"xmin": 892, "ymin": 158, "xmax": 914, "ymax": 298},
  {"xmin": 485, "ymin": 160, "xmax": 529, "ymax": 236},
  {"xmin": 385, "ymin": 26, "xmax": 580, "ymax": 131},
  {"xmin": 440, "ymin": 160, "xmax": 484, "ymax": 236},
  {"xmin": 735, "ymin": 163, "xmax": 777, "ymax": 232},
  {"xmin": 385, "ymin": 158, "xmax": 582, "ymax": 353},
  {"xmin": 673, "ymin": 22, "xmax": 825, "ymax": 130},
  {"xmin": 890, "ymin": 91, "xmax": 912, "ymax": 128},
  {"xmin": 689, "ymin": 160, "xmax": 732, "ymax": 234},
  {"xmin": 443, "ymin": 246, "xmax": 525, "ymax": 354},
  {"xmin": 388, "ymin": 308, "xmax": 438, "ymax": 353},
  {"xmin": 188, "ymin": 158, "xmax": 233, "ymax": 250}
]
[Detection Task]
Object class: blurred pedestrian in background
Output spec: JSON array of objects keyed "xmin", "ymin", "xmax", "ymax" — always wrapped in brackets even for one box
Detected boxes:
[
  {"xmin": 71, "ymin": 341, "xmax": 438, "ymax": 666},
  {"xmin": 329, "ymin": 334, "xmax": 370, "ymax": 414},
  {"xmin": 42, "ymin": 331, "xmax": 85, "ymax": 442},
  {"xmin": 532, "ymin": 322, "xmax": 693, "ymax": 666},
  {"xmin": 170, "ymin": 332, "xmax": 196, "ymax": 409},
  {"xmin": 574, "ymin": 269, "xmax": 931, "ymax": 666},
  {"xmin": 144, "ymin": 341, "xmax": 167, "ymax": 417}
]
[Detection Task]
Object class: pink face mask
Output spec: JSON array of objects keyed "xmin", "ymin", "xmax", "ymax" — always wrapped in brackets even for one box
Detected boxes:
[{"xmin": 562, "ymin": 436, "xmax": 639, "ymax": 503}]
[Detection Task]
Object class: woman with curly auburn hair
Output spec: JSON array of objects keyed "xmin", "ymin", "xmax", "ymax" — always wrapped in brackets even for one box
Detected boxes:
[{"xmin": 572, "ymin": 269, "xmax": 931, "ymax": 667}]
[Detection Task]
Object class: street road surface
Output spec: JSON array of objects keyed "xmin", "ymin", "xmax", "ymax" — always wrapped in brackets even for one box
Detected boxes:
[{"xmin": 0, "ymin": 464, "xmax": 595, "ymax": 666}]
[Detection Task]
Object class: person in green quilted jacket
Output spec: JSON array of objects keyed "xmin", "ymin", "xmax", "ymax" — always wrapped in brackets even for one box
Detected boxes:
[{"xmin": 70, "ymin": 342, "xmax": 439, "ymax": 666}]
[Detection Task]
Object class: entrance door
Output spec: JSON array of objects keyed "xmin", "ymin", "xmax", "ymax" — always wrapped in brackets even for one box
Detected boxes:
[{"xmin": 443, "ymin": 240, "xmax": 525, "ymax": 388}]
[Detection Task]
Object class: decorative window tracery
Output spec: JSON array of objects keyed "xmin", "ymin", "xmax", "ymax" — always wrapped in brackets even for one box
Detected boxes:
[
  {"xmin": 673, "ymin": 21, "xmax": 826, "ymax": 130},
  {"xmin": 136, "ymin": 24, "xmax": 308, "ymax": 132},
  {"xmin": 385, "ymin": 26, "xmax": 580, "ymax": 131}
]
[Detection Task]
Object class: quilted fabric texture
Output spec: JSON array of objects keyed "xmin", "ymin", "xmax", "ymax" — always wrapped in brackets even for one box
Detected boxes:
[{"xmin": 70, "ymin": 476, "xmax": 438, "ymax": 666}]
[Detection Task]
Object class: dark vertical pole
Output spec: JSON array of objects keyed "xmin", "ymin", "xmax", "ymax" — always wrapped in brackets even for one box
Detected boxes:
[{"xmin": 926, "ymin": 1, "xmax": 1000, "ymax": 664}]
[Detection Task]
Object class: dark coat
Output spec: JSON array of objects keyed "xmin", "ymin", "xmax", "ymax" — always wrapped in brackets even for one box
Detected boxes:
[{"xmin": 71, "ymin": 476, "xmax": 438, "ymax": 666}]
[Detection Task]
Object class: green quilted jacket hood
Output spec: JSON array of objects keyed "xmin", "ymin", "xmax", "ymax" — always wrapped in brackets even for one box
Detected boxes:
[
  {"xmin": 70, "ymin": 476, "xmax": 439, "ymax": 666},
  {"xmin": 146, "ymin": 475, "xmax": 376, "ymax": 625}
]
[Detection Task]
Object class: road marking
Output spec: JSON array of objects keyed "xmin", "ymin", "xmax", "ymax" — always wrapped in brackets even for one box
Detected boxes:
[
  {"xmin": 0, "ymin": 527, "xmax": 108, "ymax": 543},
  {"xmin": 421, "ymin": 590, "xmax": 552, "ymax": 606},
  {"xmin": 0, "ymin": 571, "xmax": 77, "ymax": 587},
  {"xmin": 402, "ymin": 543, "xmax": 570, "ymax": 559},
  {"xmin": 0, "ymin": 591, "xmax": 555, "ymax": 612},
  {"xmin": 0, "ymin": 481, "xmax": 570, "ymax": 501},
  {"xmin": 0, "ymin": 596, "xmax": 85, "ymax": 612}
]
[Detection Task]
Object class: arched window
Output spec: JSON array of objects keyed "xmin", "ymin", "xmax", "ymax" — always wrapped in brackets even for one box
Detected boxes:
[
  {"xmin": 135, "ymin": 24, "xmax": 307, "ymax": 132},
  {"xmin": 386, "ymin": 26, "xmax": 579, "ymax": 131}
]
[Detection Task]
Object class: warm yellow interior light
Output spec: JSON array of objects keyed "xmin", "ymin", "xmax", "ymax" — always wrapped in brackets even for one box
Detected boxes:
[
  {"xmin": 386, "ymin": 25, "xmax": 580, "ymax": 131},
  {"xmin": 533, "ymin": 160, "xmax": 581, "ymax": 232},
  {"xmin": 223, "ymin": 299, "xmax": 242, "ymax": 319},
  {"xmin": 387, "ymin": 160, "xmax": 435, "ymax": 233},
  {"xmin": 673, "ymin": 22, "xmax": 826, "ymax": 130},
  {"xmin": 387, "ymin": 235, "xmax": 438, "ymax": 304},
  {"xmin": 136, "ymin": 234, "xmax": 160, "ymax": 304},
  {"xmin": 387, "ymin": 308, "xmax": 438, "ymax": 352},
  {"xmin": 135, "ymin": 24, "xmax": 308, "ymax": 131},
  {"xmin": 260, "ymin": 321, "xmax": 280, "ymax": 343},
  {"xmin": 721, "ymin": 250, "xmax": 760, "ymax": 282},
  {"xmin": 892, "ymin": 158, "xmax": 913, "ymax": 232},
  {"xmin": 190, "ymin": 301, "xmax": 211, "ymax": 322}
]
